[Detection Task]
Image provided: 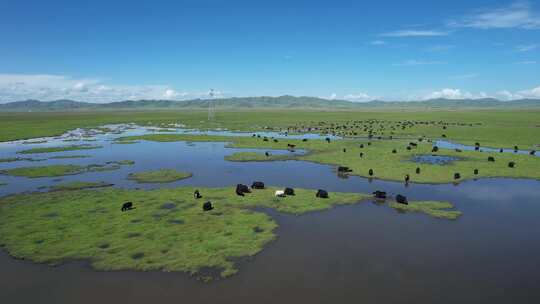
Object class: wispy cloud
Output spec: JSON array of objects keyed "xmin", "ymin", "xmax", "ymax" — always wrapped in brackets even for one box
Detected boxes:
[
  {"xmin": 516, "ymin": 44, "xmax": 538, "ymax": 52},
  {"xmin": 449, "ymin": 1, "xmax": 540, "ymax": 29},
  {"xmin": 426, "ymin": 45, "xmax": 455, "ymax": 52},
  {"xmin": 450, "ymin": 73, "xmax": 479, "ymax": 80},
  {"xmin": 369, "ymin": 40, "xmax": 386, "ymax": 46},
  {"xmin": 0, "ymin": 74, "xmax": 211, "ymax": 103},
  {"xmin": 393, "ymin": 60, "xmax": 446, "ymax": 66},
  {"xmin": 380, "ymin": 30, "xmax": 449, "ymax": 37}
]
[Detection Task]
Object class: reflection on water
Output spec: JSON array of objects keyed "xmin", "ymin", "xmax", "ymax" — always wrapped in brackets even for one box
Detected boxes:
[{"xmin": 1, "ymin": 125, "xmax": 540, "ymax": 304}]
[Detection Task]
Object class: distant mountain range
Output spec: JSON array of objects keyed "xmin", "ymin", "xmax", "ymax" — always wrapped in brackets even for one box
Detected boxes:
[{"xmin": 1, "ymin": 96, "xmax": 540, "ymax": 111}]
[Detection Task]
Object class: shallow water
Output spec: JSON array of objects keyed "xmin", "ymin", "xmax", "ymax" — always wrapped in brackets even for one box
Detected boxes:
[
  {"xmin": 410, "ymin": 154, "xmax": 460, "ymax": 165},
  {"xmin": 1, "ymin": 125, "xmax": 540, "ymax": 304},
  {"xmin": 436, "ymin": 140, "xmax": 539, "ymax": 157}
]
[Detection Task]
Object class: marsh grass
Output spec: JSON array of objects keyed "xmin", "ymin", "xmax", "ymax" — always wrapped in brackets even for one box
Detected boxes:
[
  {"xmin": 0, "ymin": 161, "xmax": 134, "ymax": 178},
  {"xmin": 127, "ymin": 169, "xmax": 193, "ymax": 183},
  {"xmin": 119, "ymin": 134, "xmax": 540, "ymax": 183},
  {"xmin": 50, "ymin": 181, "xmax": 114, "ymax": 191},
  {"xmin": 0, "ymin": 186, "xmax": 367, "ymax": 278},
  {"xmin": 389, "ymin": 201, "xmax": 462, "ymax": 220},
  {"xmin": 17, "ymin": 144, "xmax": 103, "ymax": 154}
]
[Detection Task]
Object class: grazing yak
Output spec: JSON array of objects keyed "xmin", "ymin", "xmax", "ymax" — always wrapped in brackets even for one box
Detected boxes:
[
  {"xmin": 405, "ymin": 174, "xmax": 410, "ymax": 183},
  {"xmin": 432, "ymin": 146, "xmax": 439, "ymax": 152},
  {"xmin": 392, "ymin": 149, "xmax": 397, "ymax": 153},
  {"xmin": 368, "ymin": 169, "xmax": 374, "ymax": 176},
  {"xmin": 274, "ymin": 190, "xmax": 286, "ymax": 197},
  {"xmin": 359, "ymin": 152, "xmax": 364, "ymax": 158},
  {"xmin": 121, "ymin": 202, "xmax": 134, "ymax": 212},
  {"xmin": 359, "ymin": 144, "xmax": 364, "ymax": 148},
  {"xmin": 251, "ymin": 181, "xmax": 265, "ymax": 189},
  {"xmin": 202, "ymin": 201, "xmax": 213, "ymax": 211},
  {"xmin": 316, "ymin": 189, "xmax": 329, "ymax": 198},
  {"xmin": 508, "ymin": 161, "xmax": 516, "ymax": 168},
  {"xmin": 284, "ymin": 187, "xmax": 295, "ymax": 196},
  {"xmin": 454, "ymin": 173, "xmax": 461, "ymax": 180},
  {"xmin": 488, "ymin": 156, "xmax": 495, "ymax": 162},
  {"xmin": 514, "ymin": 146, "xmax": 519, "ymax": 152},
  {"xmin": 499, "ymin": 148, "xmax": 504, "ymax": 153},
  {"xmin": 235, "ymin": 184, "xmax": 251, "ymax": 196},
  {"xmin": 474, "ymin": 169, "xmax": 479, "ymax": 175},
  {"xmin": 416, "ymin": 167, "xmax": 421, "ymax": 174},
  {"xmin": 343, "ymin": 148, "xmax": 347, "ymax": 153},
  {"xmin": 325, "ymin": 137, "xmax": 331, "ymax": 143},
  {"xmin": 530, "ymin": 150, "xmax": 536, "ymax": 156},
  {"xmin": 373, "ymin": 190, "xmax": 387, "ymax": 199},
  {"xmin": 302, "ymin": 138, "xmax": 308, "ymax": 142},
  {"xmin": 265, "ymin": 152, "xmax": 270, "ymax": 157},
  {"xmin": 194, "ymin": 189, "xmax": 202, "ymax": 199},
  {"xmin": 338, "ymin": 166, "xmax": 352, "ymax": 173},
  {"xmin": 396, "ymin": 194, "xmax": 408, "ymax": 205}
]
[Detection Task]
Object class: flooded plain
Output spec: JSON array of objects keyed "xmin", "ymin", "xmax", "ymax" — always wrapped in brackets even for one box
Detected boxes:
[{"xmin": 1, "ymin": 125, "xmax": 540, "ymax": 304}]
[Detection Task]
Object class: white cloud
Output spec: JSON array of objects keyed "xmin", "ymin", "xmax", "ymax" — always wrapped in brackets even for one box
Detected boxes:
[
  {"xmin": 0, "ymin": 74, "xmax": 207, "ymax": 103},
  {"xmin": 449, "ymin": 1, "xmax": 540, "ymax": 29},
  {"xmin": 328, "ymin": 93, "xmax": 337, "ymax": 100},
  {"xmin": 518, "ymin": 85, "xmax": 540, "ymax": 98},
  {"xmin": 343, "ymin": 92, "xmax": 372, "ymax": 102},
  {"xmin": 423, "ymin": 88, "xmax": 474, "ymax": 100},
  {"xmin": 393, "ymin": 60, "xmax": 446, "ymax": 66},
  {"xmin": 380, "ymin": 30, "xmax": 449, "ymax": 37},
  {"xmin": 516, "ymin": 44, "xmax": 538, "ymax": 52}
]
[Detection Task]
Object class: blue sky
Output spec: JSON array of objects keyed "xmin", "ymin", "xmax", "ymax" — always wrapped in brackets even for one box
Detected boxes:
[{"xmin": 0, "ymin": 0, "xmax": 539, "ymax": 102}]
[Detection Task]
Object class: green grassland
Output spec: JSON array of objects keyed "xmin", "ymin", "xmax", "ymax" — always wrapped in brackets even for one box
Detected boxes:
[
  {"xmin": 17, "ymin": 144, "xmax": 103, "ymax": 154},
  {"xmin": 0, "ymin": 186, "xmax": 369, "ymax": 279},
  {"xmin": 224, "ymin": 152, "xmax": 297, "ymax": 162},
  {"xmin": 1, "ymin": 110, "xmax": 539, "ymax": 148},
  {"xmin": 389, "ymin": 201, "xmax": 462, "ymax": 220},
  {"xmin": 118, "ymin": 134, "xmax": 540, "ymax": 183},
  {"xmin": 127, "ymin": 169, "xmax": 193, "ymax": 183},
  {"xmin": 0, "ymin": 161, "xmax": 134, "ymax": 178}
]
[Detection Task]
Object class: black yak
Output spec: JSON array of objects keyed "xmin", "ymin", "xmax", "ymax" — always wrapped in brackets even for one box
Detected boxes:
[
  {"xmin": 251, "ymin": 181, "xmax": 265, "ymax": 189},
  {"xmin": 284, "ymin": 187, "xmax": 295, "ymax": 196},
  {"xmin": 373, "ymin": 190, "xmax": 387, "ymax": 199},
  {"xmin": 488, "ymin": 156, "xmax": 495, "ymax": 162},
  {"xmin": 508, "ymin": 161, "xmax": 516, "ymax": 168},
  {"xmin": 416, "ymin": 167, "xmax": 421, "ymax": 174},
  {"xmin": 194, "ymin": 190, "xmax": 202, "ymax": 199},
  {"xmin": 202, "ymin": 201, "xmax": 213, "ymax": 211},
  {"xmin": 396, "ymin": 194, "xmax": 408, "ymax": 205},
  {"xmin": 454, "ymin": 173, "xmax": 461, "ymax": 179},
  {"xmin": 432, "ymin": 146, "xmax": 439, "ymax": 152},
  {"xmin": 121, "ymin": 202, "xmax": 134, "ymax": 212},
  {"xmin": 338, "ymin": 166, "xmax": 352, "ymax": 173},
  {"xmin": 405, "ymin": 174, "xmax": 410, "ymax": 183},
  {"xmin": 474, "ymin": 169, "xmax": 479, "ymax": 175},
  {"xmin": 236, "ymin": 184, "xmax": 251, "ymax": 196},
  {"xmin": 316, "ymin": 189, "xmax": 329, "ymax": 198},
  {"xmin": 368, "ymin": 169, "xmax": 374, "ymax": 176}
]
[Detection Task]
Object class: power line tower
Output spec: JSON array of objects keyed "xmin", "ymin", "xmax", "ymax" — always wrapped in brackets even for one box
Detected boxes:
[{"xmin": 208, "ymin": 88, "xmax": 215, "ymax": 121}]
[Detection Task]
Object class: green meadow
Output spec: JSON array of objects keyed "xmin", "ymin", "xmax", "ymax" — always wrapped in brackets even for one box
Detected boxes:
[
  {"xmin": 0, "ymin": 186, "xmax": 369, "ymax": 279},
  {"xmin": 127, "ymin": 169, "xmax": 193, "ymax": 183},
  {"xmin": 1, "ymin": 110, "xmax": 539, "ymax": 148}
]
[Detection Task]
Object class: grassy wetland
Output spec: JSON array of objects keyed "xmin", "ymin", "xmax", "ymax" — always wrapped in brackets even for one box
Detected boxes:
[{"xmin": 0, "ymin": 108, "xmax": 538, "ymax": 286}]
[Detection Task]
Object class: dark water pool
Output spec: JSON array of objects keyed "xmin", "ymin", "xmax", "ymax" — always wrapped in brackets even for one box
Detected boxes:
[
  {"xmin": 410, "ymin": 154, "xmax": 460, "ymax": 165},
  {"xmin": 1, "ymin": 126, "xmax": 540, "ymax": 304}
]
